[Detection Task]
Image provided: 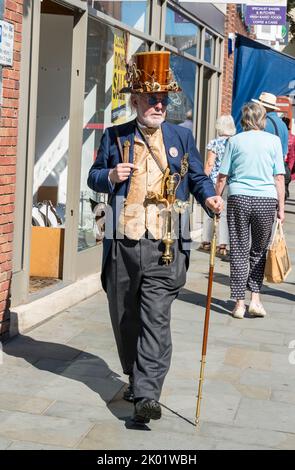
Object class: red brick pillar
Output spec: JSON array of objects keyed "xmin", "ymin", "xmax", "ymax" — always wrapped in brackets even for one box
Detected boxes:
[
  {"xmin": 221, "ymin": 4, "xmax": 254, "ymax": 115},
  {"xmin": 0, "ymin": 0, "xmax": 23, "ymax": 339}
]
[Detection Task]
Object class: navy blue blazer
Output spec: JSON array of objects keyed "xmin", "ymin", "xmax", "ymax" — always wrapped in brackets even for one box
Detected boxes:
[{"xmin": 87, "ymin": 119, "xmax": 216, "ymax": 285}]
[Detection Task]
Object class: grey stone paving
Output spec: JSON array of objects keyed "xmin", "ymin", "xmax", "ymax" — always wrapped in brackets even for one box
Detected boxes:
[{"xmin": 1, "ymin": 184, "xmax": 295, "ymax": 450}]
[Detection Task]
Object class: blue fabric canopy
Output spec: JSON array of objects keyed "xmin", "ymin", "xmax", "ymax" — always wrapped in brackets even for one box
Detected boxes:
[{"xmin": 233, "ymin": 34, "xmax": 295, "ymax": 130}]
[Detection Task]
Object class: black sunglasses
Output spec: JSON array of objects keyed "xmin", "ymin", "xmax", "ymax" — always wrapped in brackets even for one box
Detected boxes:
[{"xmin": 147, "ymin": 95, "xmax": 170, "ymax": 106}]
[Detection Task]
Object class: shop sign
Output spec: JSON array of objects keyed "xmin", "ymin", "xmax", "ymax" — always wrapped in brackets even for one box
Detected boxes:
[
  {"xmin": 112, "ymin": 33, "xmax": 128, "ymax": 123},
  {"xmin": 0, "ymin": 20, "xmax": 14, "ymax": 66},
  {"xmin": 179, "ymin": 1, "xmax": 287, "ymax": 26},
  {"xmin": 246, "ymin": 5, "xmax": 286, "ymax": 25}
]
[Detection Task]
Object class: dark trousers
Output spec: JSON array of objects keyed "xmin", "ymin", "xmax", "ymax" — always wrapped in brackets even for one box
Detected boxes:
[
  {"xmin": 227, "ymin": 195, "xmax": 277, "ymax": 300},
  {"xmin": 104, "ymin": 235, "xmax": 187, "ymax": 401}
]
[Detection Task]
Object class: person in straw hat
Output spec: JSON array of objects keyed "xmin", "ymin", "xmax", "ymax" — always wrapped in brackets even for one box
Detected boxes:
[
  {"xmin": 88, "ymin": 51, "xmax": 223, "ymax": 425},
  {"xmin": 252, "ymin": 92, "xmax": 290, "ymax": 200},
  {"xmin": 252, "ymin": 92, "xmax": 288, "ymax": 160}
]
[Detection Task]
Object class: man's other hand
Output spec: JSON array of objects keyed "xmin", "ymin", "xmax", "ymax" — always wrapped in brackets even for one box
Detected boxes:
[{"xmin": 205, "ymin": 195, "xmax": 224, "ymax": 214}]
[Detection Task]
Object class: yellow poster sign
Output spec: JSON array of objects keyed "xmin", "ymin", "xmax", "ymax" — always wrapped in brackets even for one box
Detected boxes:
[{"xmin": 112, "ymin": 33, "xmax": 128, "ymax": 123}]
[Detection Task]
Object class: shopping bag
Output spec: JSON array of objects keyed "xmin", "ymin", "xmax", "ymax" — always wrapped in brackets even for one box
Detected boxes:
[{"xmin": 264, "ymin": 220, "xmax": 292, "ymax": 283}]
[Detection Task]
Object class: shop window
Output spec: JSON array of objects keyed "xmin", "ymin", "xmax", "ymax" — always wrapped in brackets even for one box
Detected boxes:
[
  {"xmin": 165, "ymin": 7, "xmax": 200, "ymax": 58},
  {"xmin": 78, "ymin": 17, "xmax": 148, "ymax": 252},
  {"xmin": 88, "ymin": 0, "xmax": 150, "ymax": 33},
  {"xmin": 167, "ymin": 54, "xmax": 197, "ymax": 131}
]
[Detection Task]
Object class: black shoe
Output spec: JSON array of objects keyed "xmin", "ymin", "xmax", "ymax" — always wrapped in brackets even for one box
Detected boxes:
[
  {"xmin": 133, "ymin": 398, "xmax": 161, "ymax": 423},
  {"xmin": 123, "ymin": 375, "xmax": 134, "ymax": 402}
]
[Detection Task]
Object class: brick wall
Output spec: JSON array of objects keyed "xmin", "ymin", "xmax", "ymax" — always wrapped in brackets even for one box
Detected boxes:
[
  {"xmin": 221, "ymin": 4, "xmax": 254, "ymax": 115},
  {"xmin": 0, "ymin": 0, "xmax": 23, "ymax": 339}
]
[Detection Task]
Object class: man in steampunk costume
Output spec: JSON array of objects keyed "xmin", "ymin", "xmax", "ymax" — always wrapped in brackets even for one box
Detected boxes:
[{"xmin": 87, "ymin": 51, "xmax": 223, "ymax": 424}]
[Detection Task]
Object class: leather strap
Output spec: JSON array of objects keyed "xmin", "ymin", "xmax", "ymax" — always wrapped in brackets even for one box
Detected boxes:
[
  {"xmin": 267, "ymin": 115, "xmax": 279, "ymax": 137},
  {"xmin": 114, "ymin": 126, "xmax": 124, "ymax": 162}
]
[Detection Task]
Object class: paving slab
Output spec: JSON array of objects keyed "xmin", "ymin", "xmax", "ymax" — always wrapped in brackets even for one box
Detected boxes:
[
  {"xmin": 240, "ymin": 368, "xmax": 295, "ymax": 391},
  {"xmin": 200, "ymin": 422, "xmax": 288, "ymax": 449},
  {"xmin": 270, "ymin": 390, "xmax": 295, "ymax": 406},
  {"xmin": 241, "ymin": 328, "xmax": 285, "ymax": 345},
  {"xmin": 7, "ymin": 441, "xmax": 70, "ymax": 450},
  {"xmin": 35, "ymin": 374, "xmax": 125, "ymax": 406},
  {"xmin": 0, "ymin": 438, "xmax": 12, "ymax": 450},
  {"xmin": 214, "ymin": 440, "xmax": 274, "ymax": 450},
  {"xmin": 77, "ymin": 420, "xmax": 215, "ymax": 451},
  {"xmin": 44, "ymin": 399, "xmax": 119, "ymax": 422},
  {"xmin": 0, "ymin": 410, "xmax": 94, "ymax": 447},
  {"xmin": 234, "ymin": 397, "xmax": 295, "ymax": 434},
  {"xmin": 224, "ymin": 347, "xmax": 272, "ymax": 371},
  {"xmin": 0, "ymin": 392, "xmax": 53, "ymax": 414}
]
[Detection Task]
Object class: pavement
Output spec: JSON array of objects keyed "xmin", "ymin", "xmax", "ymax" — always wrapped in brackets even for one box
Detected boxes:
[{"xmin": 0, "ymin": 183, "xmax": 295, "ymax": 450}]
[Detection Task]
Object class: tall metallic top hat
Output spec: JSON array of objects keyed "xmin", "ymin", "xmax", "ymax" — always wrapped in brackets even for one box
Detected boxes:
[{"xmin": 120, "ymin": 51, "xmax": 181, "ymax": 94}]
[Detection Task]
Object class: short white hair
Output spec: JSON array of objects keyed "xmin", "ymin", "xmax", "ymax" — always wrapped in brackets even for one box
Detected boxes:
[{"xmin": 215, "ymin": 115, "xmax": 236, "ymax": 137}]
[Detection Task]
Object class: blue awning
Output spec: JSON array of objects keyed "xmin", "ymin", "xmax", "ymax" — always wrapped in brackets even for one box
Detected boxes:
[{"xmin": 233, "ymin": 34, "xmax": 295, "ymax": 130}]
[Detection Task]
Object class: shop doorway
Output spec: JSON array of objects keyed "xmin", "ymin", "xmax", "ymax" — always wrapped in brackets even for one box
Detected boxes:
[
  {"xmin": 12, "ymin": 0, "xmax": 88, "ymax": 306},
  {"xmin": 29, "ymin": 0, "xmax": 74, "ymax": 293}
]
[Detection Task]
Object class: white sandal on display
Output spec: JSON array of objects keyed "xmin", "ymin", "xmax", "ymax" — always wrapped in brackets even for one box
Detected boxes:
[
  {"xmin": 248, "ymin": 302, "xmax": 267, "ymax": 317},
  {"xmin": 232, "ymin": 305, "xmax": 246, "ymax": 319}
]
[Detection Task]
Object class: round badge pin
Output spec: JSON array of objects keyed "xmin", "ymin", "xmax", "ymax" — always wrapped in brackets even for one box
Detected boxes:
[{"xmin": 169, "ymin": 146, "xmax": 178, "ymax": 158}]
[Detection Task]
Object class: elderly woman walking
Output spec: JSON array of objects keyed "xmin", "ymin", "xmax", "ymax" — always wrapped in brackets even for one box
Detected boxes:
[
  {"xmin": 200, "ymin": 115, "xmax": 236, "ymax": 257},
  {"xmin": 216, "ymin": 102, "xmax": 285, "ymax": 319}
]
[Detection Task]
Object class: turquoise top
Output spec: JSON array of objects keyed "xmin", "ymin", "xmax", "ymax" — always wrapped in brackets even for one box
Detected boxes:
[{"xmin": 219, "ymin": 130, "xmax": 285, "ymax": 198}]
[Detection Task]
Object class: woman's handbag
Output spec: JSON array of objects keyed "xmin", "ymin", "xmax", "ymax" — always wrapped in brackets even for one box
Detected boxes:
[{"xmin": 264, "ymin": 220, "xmax": 292, "ymax": 283}]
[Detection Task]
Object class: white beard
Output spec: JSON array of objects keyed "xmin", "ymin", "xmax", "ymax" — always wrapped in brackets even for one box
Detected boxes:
[{"xmin": 137, "ymin": 114, "xmax": 165, "ymax": 129}]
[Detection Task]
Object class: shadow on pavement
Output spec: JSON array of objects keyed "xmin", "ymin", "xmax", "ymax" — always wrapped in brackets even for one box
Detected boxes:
[
  {"xmin": 178, "ymin": 287, "xmax": 235, "ymax": 315},
  {"xmin": 2, "ymin": 319, "xmax": 215, "ymax": 433},
  {"xmin": 202, "ymin": 272, "xmax": 295, "ymax": 303},
  {"xmin": 2, "ymin": 323, "xmax": 145, "ymax": 431}
]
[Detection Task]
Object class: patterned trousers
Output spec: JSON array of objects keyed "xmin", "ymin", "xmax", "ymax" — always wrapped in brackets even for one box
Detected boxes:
[{"xmin": 227, "ymin": 195, "xmax": 277, "ymax": 300}]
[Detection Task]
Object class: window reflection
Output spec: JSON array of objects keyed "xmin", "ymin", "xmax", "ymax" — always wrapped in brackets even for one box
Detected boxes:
[
  {"xmin": 165, "ymin": 7, "xmax": 200, "ymax": 58},
  {"xmin": 88, "ymin": 1, "xmax": 150, "ymax": 33},
  {"xmin": 204, "ymin": 32, "xmax": 214, "ymax": 64},
  {"xmin": 167, "ymin": 54, "xmax": 197, "ymax": 131}
]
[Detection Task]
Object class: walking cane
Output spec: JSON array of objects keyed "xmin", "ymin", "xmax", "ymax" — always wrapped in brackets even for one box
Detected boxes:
[{"xmin": 195, "ymin": 214, "xmax": 219, "ymax": 425}]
